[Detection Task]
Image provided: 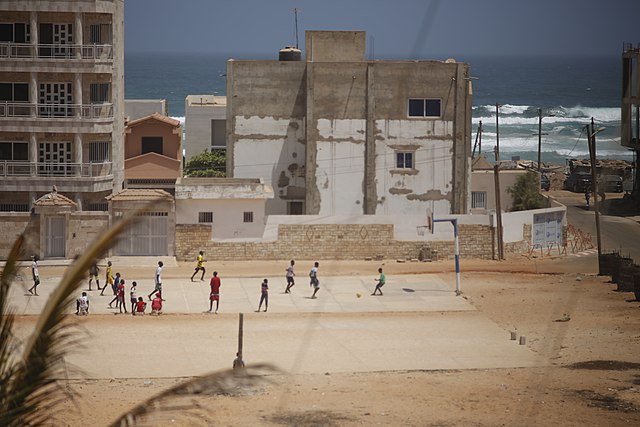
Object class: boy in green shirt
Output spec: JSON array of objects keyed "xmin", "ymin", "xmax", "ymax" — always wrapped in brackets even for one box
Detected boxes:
[{"xmin": 372, "ymin": 267, "xmax": 385, "ymax": 296}]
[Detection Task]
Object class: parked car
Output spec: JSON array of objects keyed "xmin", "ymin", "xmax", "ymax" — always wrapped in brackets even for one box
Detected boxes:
[
  {"xmin": 540, "ymin": 174, "xmax": 550, "ymax": 191},
  {"xmin": 564, "ymin": 171, "xmax": 592, "ymax": 193},
  {"xmin": 597, "ymin": 175, "xmax": 623, "ymax": 193}
]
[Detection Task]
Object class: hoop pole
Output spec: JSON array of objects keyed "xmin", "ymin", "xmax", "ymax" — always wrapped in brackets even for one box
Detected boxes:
[{"xmin": 432, "ymin": 217, "xmax": 462, "ymax": 296}]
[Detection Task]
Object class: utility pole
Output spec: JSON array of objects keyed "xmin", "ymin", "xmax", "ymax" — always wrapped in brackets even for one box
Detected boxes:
[
  {"xmin": 535, "ymin": 108, "xmax": 554, "ymax": 171},
  {"xmin": 537, "ymin": 108, "xmax": 543, "ymax": 171},
  {"xmin": 493, "ymin": 149, "xmax": 504, "ymax": 260},
  {"xmin": 495, "ymin": 103, "xmax": 500, "ymax": 161},
  {"xmin": 587, "ymin": 117, "xmax": 604, "ymax": 275},
  {"xmin": 472, "ymin": 120, "xmax": 483, "ymax": 158}
]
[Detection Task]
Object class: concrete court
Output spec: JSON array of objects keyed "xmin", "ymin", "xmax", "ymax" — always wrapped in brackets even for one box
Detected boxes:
[{"xmin": 9, "ymin": 273, "xmax": 540, "ymax": 379}]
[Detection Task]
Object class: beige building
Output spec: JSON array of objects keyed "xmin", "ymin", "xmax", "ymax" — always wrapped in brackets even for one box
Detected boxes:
[
  {"xmin": 0, "ymin": 0, "xmax": 125, "ymax": 213},
  {"xmin": 184, "ymin": 94, "xmax": 226, "ymax": 161},
  {"xmin": 124, "ymin": 112, "xmax": 183, "ymax": 193},
  {"xmin": 227, "ymin": 31, "xmax": 472, "ymax": 216}
]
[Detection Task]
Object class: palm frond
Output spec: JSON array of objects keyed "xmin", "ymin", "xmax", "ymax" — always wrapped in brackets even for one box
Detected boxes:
[
  {"xmin": 0, "ymin": 234, "xmax": 26, "ymax": 423},
  {"xmin": 108, "ymin": 364, "xmax": 278, "ymax": 427},
  {"xmin": 1, "ymin": 209, "xmax": 144, "ymax": 426}
]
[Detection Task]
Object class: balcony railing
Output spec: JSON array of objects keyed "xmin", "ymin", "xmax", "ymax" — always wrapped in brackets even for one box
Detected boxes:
[
  {"xmin": 0, "ymin": 161, "xmax": 113, "ymax": 178},
  {"xmin": 0, "ymin": 102, "xmax": 113, "ymax": 119},
  {"xmin": 0, "ymin": 43, "xmax": 113, "ymax": 60}
]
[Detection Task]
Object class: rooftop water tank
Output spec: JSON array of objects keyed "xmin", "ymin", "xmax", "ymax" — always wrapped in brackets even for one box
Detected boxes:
[{"xmin": 279, "ymin": 46, "xmax": 302, "ymax": 61}]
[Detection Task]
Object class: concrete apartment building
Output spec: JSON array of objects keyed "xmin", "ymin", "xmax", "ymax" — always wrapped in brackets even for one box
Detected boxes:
[
  {"xmin": 0, "ymin": 0, "xmax": 125, "ymax": 212},
  {"xmin": 184, "ymin": 94, "xmax": 226, "ymax": 161},
  {"xmin": 227, "ymin": 31, "xmax": 472, "ymax": 216}
]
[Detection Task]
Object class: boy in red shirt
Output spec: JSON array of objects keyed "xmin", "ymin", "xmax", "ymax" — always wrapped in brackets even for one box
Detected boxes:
[
  {"xmin": 151, "ymin": 292, "xmax": 163, "ymax": 315},
  {"xmin": 117, "ymin": 279, "xmax": 127, "ymax": 314},
  {"xmin": 209, "ymin": 271, "xmax": 221, "ymax": 313},
  {"xmin": 134, "ymin": 297, "xmax": 147, "ymax": 315}
]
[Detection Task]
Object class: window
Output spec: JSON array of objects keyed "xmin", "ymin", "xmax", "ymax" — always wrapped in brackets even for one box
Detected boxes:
[
  {"xmin": 288, "ymin": 201, "xmax": 304, "ymax": 215},
  {"xmin": 141, "ymin": 137, "xmax": 163, "ymax": 155},
  {"xmin": 89, "ymin": 141, "xmax": 110, "ymax": 162},
  {"xmin": 89, "ymin": 24, "xmax": 112, "ymax": 44},
  {"xmin": 0, "ymin": 23, "xmax": 30, "ymax": 43},
  {"xmin": 0, "ymin": 83, "xmax": 29, "ymax": 101},
  {"xmin": 198, "ymin": 212, "xmax": 213, "ymax": 223},
  {"xmin": 90, "ymin": 83, "xmax": 110, "ymax": 103},
  {"xmin": 396, "ymin": 151, "xmax": 414, "ymax": 169},
  {"xmin": 408, "ymin": 98, "xmax": 441, "ymax": 117},
  {"xmin": 243, "ymin": 211, "xmax": 254, "ymax": 223},
  {"xmin": 471, "ymin": 191, "xmax": 487, "ymax": 209},
  {"xmin": 0, "ymin": 142, "xmax": 28, "ymax": 161}
]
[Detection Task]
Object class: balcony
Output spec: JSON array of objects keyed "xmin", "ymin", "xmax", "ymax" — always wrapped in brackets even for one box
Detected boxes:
[
  {"xmin": 0, "ymin": 43, "xmax": 113, "ymax": 60},
  {"xmin": 0, "ymin": 102, "xmax": 113, "ymax": 119},
  {"xmin": 0, "ymin": 161, "xmax": 113, "ymax": 193}
]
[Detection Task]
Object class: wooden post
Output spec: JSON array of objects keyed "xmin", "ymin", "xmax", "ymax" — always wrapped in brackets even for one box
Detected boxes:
[
  {"xmin": 587, "ymin": 118, "xmax": 603, "ymax": 275},
  {"xmin": 233, "ymin": 312, "xmax": 245, "ymax": 370}
]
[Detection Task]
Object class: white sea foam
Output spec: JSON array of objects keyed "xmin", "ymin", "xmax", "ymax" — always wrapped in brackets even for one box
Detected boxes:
[
  {"xmin": 498, "ymin": 104, "xmax": 529, "ymax": 115},
  {"xmin": 472, "ymin": 116, "xmax": 593, "ymax": 126},
  {"xmin": 473, "ymin": 105, "xmax": 620, "ymax": 122},
  {"xmin": 563, "ymin": 107, "xmax": 620, "ymax": 122}
]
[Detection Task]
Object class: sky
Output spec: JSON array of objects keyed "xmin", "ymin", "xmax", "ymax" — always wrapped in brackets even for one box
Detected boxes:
[{"xmin": 124, "ymin": 0, "xmax": 640, "ymax": 58}]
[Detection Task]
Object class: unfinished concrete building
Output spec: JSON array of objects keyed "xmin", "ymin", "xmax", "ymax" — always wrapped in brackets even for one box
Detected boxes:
[
  {"xmin": 622, "ymin": 43, "xmax": 640, "ymax": 195},
  {"xmin": 227, "ymin": 31, "xmax": 472, "ymax": 216}
]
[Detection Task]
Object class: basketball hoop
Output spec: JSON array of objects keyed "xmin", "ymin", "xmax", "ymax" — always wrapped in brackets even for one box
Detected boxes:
[{"xmin": 416, "ymin": 226, "xmax": 428, "ymax": 236}]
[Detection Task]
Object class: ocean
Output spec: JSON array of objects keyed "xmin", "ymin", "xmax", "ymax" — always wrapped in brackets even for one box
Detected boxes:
[{"xmin": 125, "ymin": 52, "xmax": 631, "ymax": 165}]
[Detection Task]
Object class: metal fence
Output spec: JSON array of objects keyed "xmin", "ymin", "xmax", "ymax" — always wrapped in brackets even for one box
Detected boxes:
[
  {"xmin": 0, "ymin": 161, "xmax": 112, "ymax": 178},
  {"xmin": 0, "ymin": 43, "xmax": 113, "ymax": 60},
  {"xmin": 0, "ymin": 102, "xmax": 113, "ymax": 119}
]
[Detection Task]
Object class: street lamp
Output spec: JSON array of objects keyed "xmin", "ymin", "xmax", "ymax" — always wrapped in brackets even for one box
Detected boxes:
[{"xmin": 586, "ymin": 117, "xmax": 606, "ymax": 275}]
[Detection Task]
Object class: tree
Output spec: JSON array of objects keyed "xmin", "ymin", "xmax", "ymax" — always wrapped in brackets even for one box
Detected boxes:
[
  {"xmin": 507, "ymin": 171, "xmax": 544, "ymax": 211},
  {"xmin": 184, "ymin": 150, "xmax": 226, "ymax": 177}
]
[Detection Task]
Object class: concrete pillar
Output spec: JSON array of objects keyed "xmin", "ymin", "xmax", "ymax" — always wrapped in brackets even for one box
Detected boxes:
[
  {"xmin": 452, "ymin": 63, "xmax": 470, "ymax": 214},
  {"xmin": 30, "ymin": 11, "xmax": 37, "ymax": 52},
  {"xmin": 74, "ymin": 73, "xmax": 82, "ymax": 118},
  {"xmin": 304, "ymin": 63, "xmax": 320, "ymax": 214},
  {"xmin": 30, "ymin": 72, "xmax": 38, "ymax": 117},
  {"xmin": 225, "ymin": 60, "xmax": 235, "ymax": 177},
  {"xmin": 364, "ymin": 63, "xmax": 377, "ymax": 214},
  {"xmin": 74, "ymin": 133, "xmax": 82, "ymax": 166},
  {"xmin": 74, "ymin": 13, "xmax": 83, "ymax": 59},
  {"xmin": 29, "ymin": 133, "xmax": 38, "ymax": 173}
]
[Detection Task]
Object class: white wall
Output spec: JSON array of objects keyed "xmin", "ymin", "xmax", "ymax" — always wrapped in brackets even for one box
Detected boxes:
[
  {"xmin": 233, "ymin": 116, "xmax": 306, "ymax": 215},
  {"xmin": 176, "ymin": 199, "xmax": 267, "ymax": 239},
  {"xmin": 185, "ymin": 97, "xmax": 226, "ymax": 160},
  {"xmin": 125, "ymin": 100, "xmax": 166, "ymax": 121},
  {"xmin": 375, "ymin": 119, "xmax": 454, "ymax": 216},
  {"xmin": 315, "ymin": 119, "xmax": 366, "ymax": 214}
]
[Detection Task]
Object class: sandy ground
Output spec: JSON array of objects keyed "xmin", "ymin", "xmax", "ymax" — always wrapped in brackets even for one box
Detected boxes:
[{"xmin": 9, "ymin": 256, "xmax": 640, "ymax": 426}]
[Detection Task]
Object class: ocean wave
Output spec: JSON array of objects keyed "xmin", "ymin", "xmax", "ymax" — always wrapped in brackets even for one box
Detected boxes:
[
  {"xmin": 473, "ymin": 105, "xmax": 620, "ymax": 122},
  {"xmin": 170, "ymin": 116, "xmax": 186, "ymax": 124}
]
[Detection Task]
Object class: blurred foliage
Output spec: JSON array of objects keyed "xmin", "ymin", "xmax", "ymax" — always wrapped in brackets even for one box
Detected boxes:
[
  {"xmin": 184, "ymin": 150, "xmax": 226, "ymax": 177},
  {"xmin": 507, "ymin": 171, "xmax": 544, "ymax": 211}
]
